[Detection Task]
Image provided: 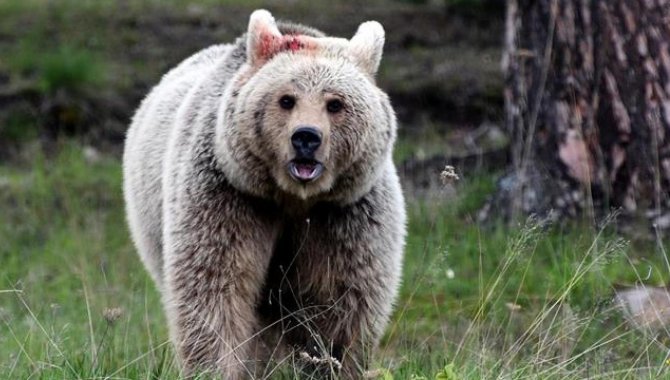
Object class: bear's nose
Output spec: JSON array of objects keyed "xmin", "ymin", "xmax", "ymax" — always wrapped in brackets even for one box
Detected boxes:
[{"xmin": 291, "ymin": 126, "xmax": 322, "ymax": 158}]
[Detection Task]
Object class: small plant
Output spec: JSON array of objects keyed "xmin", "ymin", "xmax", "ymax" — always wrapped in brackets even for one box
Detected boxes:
[
  {"xmin": 38, "ymin": 46, "xmax": 105, "ymax": 94},
  {"xmin": 434, "ymin": 363, "xmax": 460, "ymax": 380},
  {"xmin": 10, "ymin": 42, "xmax": 106, "ymax": 94}
]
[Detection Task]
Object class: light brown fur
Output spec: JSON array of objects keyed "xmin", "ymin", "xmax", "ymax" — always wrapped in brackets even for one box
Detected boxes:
[{"xmin": 123, "ymin": 10, "xmax": 406, "ymax": 379}]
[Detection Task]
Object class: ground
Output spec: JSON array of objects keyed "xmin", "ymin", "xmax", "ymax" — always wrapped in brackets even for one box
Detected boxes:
[{"xmin": 2, "ymin": 1, "xmax": 670, "ymax": 379}]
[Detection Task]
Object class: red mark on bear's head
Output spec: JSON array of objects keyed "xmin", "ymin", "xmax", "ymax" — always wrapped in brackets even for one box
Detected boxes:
[
  {"xmin": 285, "ymin": 37, "xmax": 304, "ymax": 52},
  {"xmin": 254, "ymin": 32, "xmax": 313, "ymax": 65}
]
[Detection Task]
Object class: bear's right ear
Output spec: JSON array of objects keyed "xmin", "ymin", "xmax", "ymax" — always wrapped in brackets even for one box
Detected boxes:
[
  {"xmin": 349, "ymin": 21, "xmax": 385, "ymax": 77},
  {"xmin": 247, "ymin": 9, "xmax": 283, "ymax": 67}
]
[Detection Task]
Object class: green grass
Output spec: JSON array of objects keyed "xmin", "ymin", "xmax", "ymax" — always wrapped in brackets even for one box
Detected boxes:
[
  {"xmin": 2, "ymin": 142, "xmax": 670, "ymax": 379},
  {"xmin": 0, "ymin": 143, "xmax": 169, "ymax": 379}
]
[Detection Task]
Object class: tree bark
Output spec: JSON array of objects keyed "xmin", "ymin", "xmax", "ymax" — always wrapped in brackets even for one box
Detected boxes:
[{"xmin": 485, "ymin": 0, "xmax": 670, "ymax": 228}]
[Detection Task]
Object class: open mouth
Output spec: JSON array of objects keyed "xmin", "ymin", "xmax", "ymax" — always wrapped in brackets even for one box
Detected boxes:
[{"xmin": 288, "ymin": 159, "xmax": 324, "ymax": 183}]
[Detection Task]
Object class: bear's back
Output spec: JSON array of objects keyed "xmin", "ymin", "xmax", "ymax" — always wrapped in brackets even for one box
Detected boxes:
[{"xmin": 123, "ymin": 43, "xmax": 233, "ymax": 285}]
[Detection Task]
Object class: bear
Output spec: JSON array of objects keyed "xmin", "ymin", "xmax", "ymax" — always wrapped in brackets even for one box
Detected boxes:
[{"xmin": 123, "ymin": 9, "xmax": 406, "ymax": 379}]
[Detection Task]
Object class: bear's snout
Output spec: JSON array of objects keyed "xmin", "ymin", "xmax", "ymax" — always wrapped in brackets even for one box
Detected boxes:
[
  {"xmin": 291, "ymin": 126, "xmax": 322, "ymax": 158},
  {"xmin": 288, "ymin": 126, "xmax": 325, "ymax": 183}
]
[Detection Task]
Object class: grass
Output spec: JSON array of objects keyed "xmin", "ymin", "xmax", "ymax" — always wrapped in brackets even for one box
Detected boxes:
[
  {"xmin": 0, "ymin": 143, "xmax": 168, "ymax": 379},
  {"xmin": 2, "ymin": 142, "xmax": 670, "ymax": 379}
]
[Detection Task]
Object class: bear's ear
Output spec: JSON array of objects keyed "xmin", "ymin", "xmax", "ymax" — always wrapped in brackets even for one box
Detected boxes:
[
  {"xmin": 247, "ymin": 9, "xmax": 283, "ymax": 67},
  {"xmin": 348, "ymin": 21, "xmax": 385, "ymax": 76}
]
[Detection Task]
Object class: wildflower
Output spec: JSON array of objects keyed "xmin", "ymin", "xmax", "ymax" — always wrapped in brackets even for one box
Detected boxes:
[
  {"xmin": 505, "ymin": 302, "xmax": 522, "ymax": 311},
  {"xmin": 103, "ymin": 307, "xmax": 124, "ymax": 325},
  {"xmin": 440, "ymin": 165, "xmax": 459, "ymax": 186}
]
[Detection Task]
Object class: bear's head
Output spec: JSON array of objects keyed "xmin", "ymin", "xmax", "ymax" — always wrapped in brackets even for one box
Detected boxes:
[{"xmin": 217, "ymin": 10, "xmax": 396, "ymax": 204}]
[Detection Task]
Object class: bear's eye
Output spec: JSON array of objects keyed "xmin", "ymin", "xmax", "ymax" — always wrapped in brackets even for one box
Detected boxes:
[
  {"xmin": 326, "ymin": 99, "xmax": 343, "ymax": 113},
  {"xmin": 279, "ymin": 95, "xmax": 296, "ymax": 110}
]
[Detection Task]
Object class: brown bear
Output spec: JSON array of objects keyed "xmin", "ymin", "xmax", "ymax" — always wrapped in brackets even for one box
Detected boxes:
[{"xmin": 123, "ymin": 9, "xmax": 406, "ymax": 379}]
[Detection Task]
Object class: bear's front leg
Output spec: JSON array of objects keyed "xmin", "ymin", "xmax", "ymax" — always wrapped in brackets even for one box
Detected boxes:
[
  {"xmin": 162, "ymin": 179, "xmax": 279, "ymax": 379},
  {"xmin": 289, "ymin": 173, "xmax": 406, "ymax": 379}
]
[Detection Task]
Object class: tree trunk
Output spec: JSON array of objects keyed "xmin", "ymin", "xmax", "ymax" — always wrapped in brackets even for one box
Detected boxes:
[{"xmin": 485, "ymin": 0, "xmax": 670, "ymax": 228}]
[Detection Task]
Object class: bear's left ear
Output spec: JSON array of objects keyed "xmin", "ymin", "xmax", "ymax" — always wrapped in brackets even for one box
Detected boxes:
[
  {"xmin": 348, "ymin": 21, "xmax": 385, "ymax": 76},
  {"xmin": 247, "ymin": 9, "xmax": 283, "ymax": 67}
]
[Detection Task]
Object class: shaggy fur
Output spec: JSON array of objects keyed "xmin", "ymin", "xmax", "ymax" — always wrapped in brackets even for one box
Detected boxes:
[{"xmin": 123, "ymin": 10, "xmax": 406, "ymax": 379}]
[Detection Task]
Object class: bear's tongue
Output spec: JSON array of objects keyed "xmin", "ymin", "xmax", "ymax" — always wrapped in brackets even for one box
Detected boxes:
[
  {"xmin": 296, "ymin": 163, "xmax": 316, "ymax": 179},
  {"xmin": 289, "ymin": 160, "xmax": 323, "ymax": 182}
]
